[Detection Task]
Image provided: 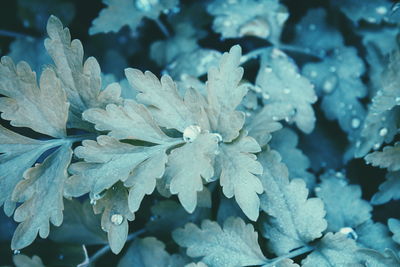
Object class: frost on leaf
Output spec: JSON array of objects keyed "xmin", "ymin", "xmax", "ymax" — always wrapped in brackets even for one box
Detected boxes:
[
  {"xmin": 90, "ymin": 0, "xmax": 178, "ymax": 35},
  {"xmin": 302, "ymin": 233, "xmax": 361, "ymax": 266},
  {"xmin": 11, "ymin": 144, "xmax": 72, "ymax": 250},
  {"xmin": 316, "ymin": 171, "xmax": 372, "ymax": 231},
  {"xmin": 256, "ymin": 48, "xmax": 317, "ymax": 133},
  {"xmin": 207, "ymin": 0, "xmax": 288, "ymax": 44},
  {"xmin": 45, "ymin": 16, "xmax": 122, "ymax": 129},
  {"xmin": 216, "ymin": 133, "xmax": 263, "ymax": 221},
  {"xmin": 93, "ymin": 183, "xmax": 134, "ymax": 254},
  {"xmin": 173, "ymin": 217, "xmax": 267, "ymax": 267},
  {"xmin": 302, "ymin": 47, "xmax": 367, "ymax": 141},
  {"xmin": 259, "ymin": 149, "xmax": 326, "ymax": 255},
  {"xmin": 118, "ymin": 237, "xmax": 187, "ymax": 267}
]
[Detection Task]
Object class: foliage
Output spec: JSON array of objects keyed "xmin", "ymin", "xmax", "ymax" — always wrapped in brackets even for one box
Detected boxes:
[{"xmin": 0, "ymin": 0, "xmax": 400, "ymax": 266}]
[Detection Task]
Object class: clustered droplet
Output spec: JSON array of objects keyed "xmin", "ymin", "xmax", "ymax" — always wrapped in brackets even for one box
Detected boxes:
[
  {"xmin": 183, "ymin": 125, "xmax": 202, "ymax": 143},
  {"xmin": 339, "ymin": 227, "xmax": 358, "ymax": 240},
  {"xmin": 111, "ymin": 214, "xmax": 124, "ymax": 226}
]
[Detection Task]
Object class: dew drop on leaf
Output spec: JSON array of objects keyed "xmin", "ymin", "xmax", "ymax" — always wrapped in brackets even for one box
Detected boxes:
[
  {"xmin": 379, "ymin": 127, "xmax": 388, "ymax": 137},
  {"xmin": 111, "ymin": 214, "xmax": 124, "ymax": 226},
  {"xmin": 339, "ymin": 227, "xmax": 358, "ymax": 240},
  {"xmin": 351, "ymin": 117, "xmax": 360, "ymax": 129},
  {"xmin": 13, "ymin": 250, "xmax": 20, "ymax": 255},
  {"xmin": 375, "ymin": 6, "xmax": 388, "ymax": 15},
  {"xmin": 135, "ymin": 0, "xmax": 158, "ymax": 12},
  {"xmin": 183, "ymin": 125, "xmax": 202, "ymax": 143},
  {"xmin": 262, "ymin": 92, "xmax": 270, "ymax": 99},
  {"xmin": 322, "ymin": 74, "xmax": 338, "ymax": 94}
]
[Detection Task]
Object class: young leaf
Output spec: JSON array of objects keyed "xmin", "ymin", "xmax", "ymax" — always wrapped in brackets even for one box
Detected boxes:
[
  {"xmin": 93, "ymin": 183, "xmax": 134, "ymax": 254},
  {"xmin": 388, "ymin": 218, "xmax": 400, "ymax": 245},
  {"xmin": 207, "ymin": 0, "xmax": 288, "ymax": 44},
  {"xmin": 11, "ymin": 144, "xmax": 73, "ymax": 250},
  {"xmin": 316, "ymin": 171, "xmax": 372, "ymax": 231},
  {"xmin": 0, "ymin": 57, "xmax": 68, "ymax": 138},
  {"xmin": 371, "ymin": 171, "xmax": 400, "ymax": 205},
  {"xmin": 365, "ymin": 142, "xmax": 400, "ymax": 171},
  {"xmin": 13, "ymin": 254, "xmax": 45, "ymax": 267},
  {"xmin": 90, "ymin": 0, "xmax": 178, "ymax": 35},
  {"xmin": 216, "ymin": 133, "xmax": 263, "ymax": 221},
  {"xmin": 173, "ymin": 217, "xmax": 267, "ymax": 267},
  {"xmin": 256, "ymin": 48, "xmax": 317, "ymax": 133},
  {"xmin": 259, "ymin": 149, "xmax": 326, "ymax": 255},
  {"xmin": 302, "ymin": 233, "xmax": 361, "ymax": 266},
  {"xmin": 356, "ymin": 220, "xmax": 399, "ymax": 252},
  {"xmin": 357, "ymin": 249, "xmax": 400, "ymax": 267}
]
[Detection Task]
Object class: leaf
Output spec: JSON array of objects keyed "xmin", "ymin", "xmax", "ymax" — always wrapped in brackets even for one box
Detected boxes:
[
  {"xmin": 0, "ymin": 57, "xmax": 68, "ymax": 138},
  {"xmin": 356, "ymin": 220, "xmax": 399, "ymax": 252},
  {"xmin": 302, "ymin": 233, "xmax": 361, "ymax": 266},
  {"xmin": 207, "ymin": 0, "xmax": 288, "ymax": 44},
  {"xmin": 365, "ymin": 142, "xmax": 400, "ymax": 171},
  {"xmin": 256, "ymin": 48, "xmax": 317, "ymax": 133},
  {"xmin": 185, "ymin": 263, "xmax": 208, "ymax": 267},
  {"xmin": 302, "ymin": 47, "xmax": 367, "ymax": 140},
  {"xmin": 11, "ymin": 144, "xmax": 73, "ymax": 250},
  {"xmin": 388, "ymin": 218, "xmax": 400, "ymax": 245},
  {"xmin": 371, "ymin": 171, "xmax": 400, "ymax": 205},
  {"xmin": 206, "ymin": 45, "xmax": 248, "ymax": 142},
  {"xmin": 13, "ymin": 254, "xmax": 45, "ymax": 267},
  {"xmin": 259, "ymin": 149, "xmax": 326, "ymax": 255},
  {"xmin": 49, "ymin": 199, "xmax": 107, "ymax": 245},
  {"xmin": 118, "ymin": 237, "xmax": 187, "ymax": 267},
  {"xmin": 316, "ymin": 171, "xmax": 372, "ymax": 232},
  {"xmin": 93, "ymin": 183, "xmax": 134, "ymax": 254},
  {"xmin": 357, "ymin": 249, "xmax": 400, "ymax": 267},
  {"xmin": 173, "ymin": 217, "xmax": 267, "ymax": 267},
  {"xmin": 44, "ymin": 16, "xmax": 122, "ymax": 128},
  {"xmin": 90, "ymin": 0, "xmax": 178, "ymax": 35},
  {"xmin": 64, "ymin": 135, "xmax": 174, "ymax": 207},
  {"xmin": 216, "ymin": 133, "xmax": 263, "ymax": 221},
  {"xmin": 164, "ymin": 133, "xmax": 219, "ymax": 213}
]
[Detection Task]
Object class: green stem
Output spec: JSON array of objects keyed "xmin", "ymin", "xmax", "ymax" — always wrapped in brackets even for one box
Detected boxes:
[
  {"xmin": 0, "ymin": 30, "xmax": 34, "ymax": 39},
  {"xmin": 155, "ymin": 18, "xmax": 170, "ymax": 38},
  {"xmin": 262, "ymin": 245, "xmax": 314, "ymax": 267}
]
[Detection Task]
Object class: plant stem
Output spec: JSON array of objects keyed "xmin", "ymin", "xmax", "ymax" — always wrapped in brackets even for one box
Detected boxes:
[
  {"xmin": 155, "ymin": 18, "xmax": 170, "ymax": 38},
  {"xmin": 262, "ymin": 245, "xmax": 314, "ymax": 267},
  {"xmin": 0, "ymin": 30, "xmax": 34, "ymax": 39},
  {"xmin": 87, "ymin": 229, "xmax": 146, "ymax": 266}
]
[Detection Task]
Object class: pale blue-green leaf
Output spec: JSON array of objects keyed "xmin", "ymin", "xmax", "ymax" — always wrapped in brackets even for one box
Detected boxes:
[
  {"xmin": 45, "ymin": 16, "xmax": 122, "ymax": 128},
  {"xmin": 216, "ymin": 133, "xmax": 263, "ymax": 221},
  {"xmin": 206, "ymin": 45, "xmax": 248, "ymax": 142},
  {"xmin": 185, "ymin": 262, "xmax": 208, "ymax": 267},
  {"xmin": 82, "ymin": 100, "xmax": 173, "ymax": 144},
  {"xmin": 13, "ymin": 254, "xmax": 45, "ymax": 267},
  {"xmin": 275, "ymin": 259, "xmax": 300, "ymax": 267},
  {"xmin": 388, "ymin": 218, "xmax": 400, "ymax": 245},
  {"xmin": 90, "ymin": 0, "xmax": 178, "ymax": 35},
  {"xmin": 357, "ymin": 249, "xmax": 400, "ymax": 267},
  {"xmin": 270, "ymin": 128, "xmax": 315, "ymax": 188},
  {"xmin": 371, "ymin": 171, "xmax": 400, "ymax": 205},
  {"xmin": 356, "ymin": 220, "xmax": 399, "ymax": 252},
  {"xmin": 316, "ymin": 171, "xmax": 372, "ymax": 231},
  {"xmin": 256, "ymin": 48, "xmax": 317, "ymax": 133},
  {"xmin": 165, "ymin": 133, "xmax": 218, "ymax": 213},
  {"xmin": 49, "ymin": 199, "xmax": 107, "ymax": 245},
  {"xmin": 11, "ymin": 144, "xmax": 72, "ymax": 250},
  {"xmin": 173, "ymin": 217, "xmax": 267, "ymax": 267},
  {"xmin": 302, "ymin": 233, "xmax": 361, "ymax": 266},
  {"xmin": 94, "ymin": 183, "xmax": 134, "ymax": 254},
  {"xmin": 207, "ymin": 0, "xmax": 288, "ymax": 44},
  {"xmin": 259, "ymin": 149, "xmax": 326, "ymax": 255},
  {"xmin": 64, "ymin": 135, "xmax": 173, "ymax": 201},
  {"xmin": 366, "ymin": 142, "xmax": 400, "ymax": 171},
  {"xmin": 0, "ymin": 57, "xmax": 68, "ymax": 138}
]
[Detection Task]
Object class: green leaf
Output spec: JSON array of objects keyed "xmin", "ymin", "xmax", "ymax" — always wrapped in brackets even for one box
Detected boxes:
[
  {"xmin": 388, "ymin": 218, "xmax": 400, "ymax": 245},
  {"xmin": 164, "ymin": 133, "xmax": 219, "ymax": 213},
  {"xmin": 371, "ymin": 171, "xmax": 400, "ymax": 205},
  {"xmin": 259, "ymin": 149, "xmax": 326, "ymax": 255},
  {"xmin": 365, "ymin": 142, "xmax": 400, "ymax": 171},
  {"xmin": 93, "ymin": 183, "xmax": 134, "ymax": 254},
  {"xmin": 118, "ymin": 237, "xmax": 187, "ymax": 267},
  {"xmin": 11, "ymin": 144, "xmax": 73, "ymax": 250},
  {"xmin": 316, "ymin": 171, "xmax": 372, "ymax": 231},
  {"xmin": 13, "ymin": 254, "xmax": 45, "ymax": 267},
  {"xmin": 90, "ymin": 0, "xmax": 178, "ymax": 35},
  {"xmin": 49, "ymin": 199, "xmax": 107, "ymax": 245},
  {"xmin": 357, "ymin": 249, "xmax": 400, "ymax": 267},
  {"xmin": 185, "ymin": 263, "xmax": 208, "ymax": 267},
  {"xmin": 206, "ymin": 45, "xmax": 248, "ymax": 142},
  {"xmin": 0, "ymin": 57, "xmax": 68, "ymax": 138},
  {"xmin": 256, "ymin": 48, "xmax": 317, "ymax": 133},
  {"xmin": 302, "ymin": 233, "xmax": 361, "ymax": 266},
  {"xmin": 216, "ymin": 133, "xmax": 263, "ymax": 221},
  {"xmin": 173, "ymin": 217, "xmax": 267, "ymax": 267},
  {"xmin": 356, "ymin": 220, "xmax": 399, "ymax": 252},
  {"xmin": 44, "ymin": 16, "xmax": 122, "ymax": 128}
]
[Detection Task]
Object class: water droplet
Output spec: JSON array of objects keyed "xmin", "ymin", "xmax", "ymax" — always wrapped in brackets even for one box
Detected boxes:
[
  {"xmin": 13, "ymin": 250, "xmax": 20, "ymax": 255},
  {"xmin": 135, "ymin": 0, "xmax": 159, "ymax": 12},
  {"xmin": 183, "ymin": 125, "xmax": 202, "ymax": 143},
  {"xmin": 308, "ymin": 24, "xmax": 316, "ymax": 31},
  {"xmin": 314, "ymin": 186, "xmax": 321, "ymax": 193},
  {"xmin": 271, "ymin": 48, "xmax": 285, "ymax": 59},
  {"xmin": 339, "ymin": 227, "xmax": 358, "ymax": 240},
  {"xmin": 253, "ymin": 85, "xmax": 262, "ymax": 93},
  {"xmin": 212, "ymin": 133, "xmax": 223, "ymax": 142},
  {"xmin": 395, "ymin": 97, "xmax": 400, "ymax": 103},
  {"xmin": 373, "ymin": 143, "xmax": 381, "ymax": 150},
  {"xmin": 379, "ymin": 127, "xmax": 388, "ymax": 137},
  {"xmin": 355, "ymin": 141, "xmax": 361, "ymax": 148},
  {"xmin": 375, "ymin": 6, "xmax": 388, "ymax": 15},
  {"xmin": 272, "ymin": 116, "xmax": 279, "ymax": 121},
  {"xmin": 262, "ymin": 93, "xmax": 270, "ymax": 100},
  {"xmin": 111, "ymin": 214, "xmax": 124, "ymax": 226},
  {"xmin": 322, "ymin": 74, "xmax": 338, "ymax": 94},
  {"xmin": 351, "ymin": 117, "xmax": 360, "ymax": 129},
  {"xmin": 264, "ymin": 66, "xmax": 273, "ymax": 73},
  {"xmin": 283, "ymin": 88, "xmax": 291, "ymax": 94},
  {"xmin": 245, "ymin": 112, "xmax": 251, "ymax": 117},
  {"xmin": 329, "ymin": 66, "xmax": 337, "ymax": 72},
  {"xmin": 90, "ymin": 199, "xmax": 97, "ymax": 205},
  {"xmin": 310, "ymin": 70, "xmax": 318, "ymax": 78},
  {"xmin": 366, "ymin": 17, "xmax": 377, "ymax": 23}
]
